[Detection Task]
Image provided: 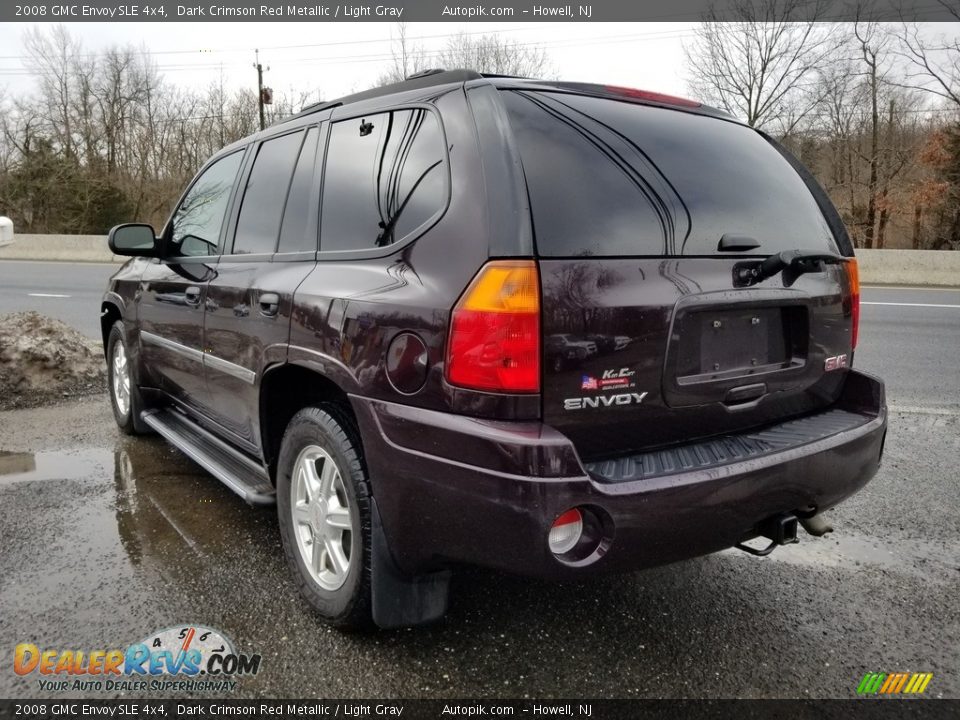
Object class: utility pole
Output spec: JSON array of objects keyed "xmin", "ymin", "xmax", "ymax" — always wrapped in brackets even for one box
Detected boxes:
[{"xmin": 253, "ymin": 49, "xmax": 272, "ymax": 131}]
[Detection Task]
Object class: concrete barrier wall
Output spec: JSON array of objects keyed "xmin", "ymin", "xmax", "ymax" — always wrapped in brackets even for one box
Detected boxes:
[
  {"xmin": 0, "ymin": 234, "xmax": 121, "ymax": 263},
  {"xmin": 855, "ymin": 249, "xmax": 959, "ymax": 287},
  {"xmin": 0, "ymin": 236, "xmax": 957, "ymax": 285}
]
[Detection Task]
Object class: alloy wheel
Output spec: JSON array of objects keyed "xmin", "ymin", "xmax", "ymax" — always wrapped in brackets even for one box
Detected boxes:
[{"xmin": 290, "ymin": 445, "xmax": 353, "ymax": 591}]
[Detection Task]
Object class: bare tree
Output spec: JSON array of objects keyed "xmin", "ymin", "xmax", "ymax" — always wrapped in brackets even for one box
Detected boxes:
[
  {"xmin": 815, "ymin": 55, "xmax": 868, "ymax": 220},
  {"xmin": 853, "ymin": 21, "xmax": 894, "ymax": 248},
  {"xmin": 685, "ymin": 0, "xmax": 839, "ymax": 133},
  {"xmin": 3, "ymin": 24, "xmax": 956, "ymax": 249},
  {"xmin": 22, "ymin": 25, "xmax": 82, "ymax": 158},
  {"xmin": 896, "ymin": 6, "xmax": 960, "ymax": 109},
  {"xmin": 438, "ymin": 32, "xmax": 553, "ymax": 77},
  {"xmin": 376, "ymin": 25, "xmax": 554, "ymax": 83},
  {"xmin": 377, "ymin": 23, "xmax": 429, "ymax": 85}
]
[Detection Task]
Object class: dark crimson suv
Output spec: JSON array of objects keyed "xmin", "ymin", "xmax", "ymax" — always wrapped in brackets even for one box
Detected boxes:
[{"xmin": 102, "ymin": 70, "xmax": 886, "ymax": 628}]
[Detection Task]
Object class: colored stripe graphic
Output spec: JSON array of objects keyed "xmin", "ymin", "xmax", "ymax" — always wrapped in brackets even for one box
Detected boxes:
[
  {"xmin": 879, "ymin": 674, "xmax": 897, "ymax": 693},
  {"xmin": 857, "ymin": 673, "xmax": 886, "ymax": 694},
  {"xmin": 857, "ymin": 672, "xmax": 933, "ymax": 695},
  {"xmin": 912, "ymin": 674, "xmax": 934, "ymax": 694}
]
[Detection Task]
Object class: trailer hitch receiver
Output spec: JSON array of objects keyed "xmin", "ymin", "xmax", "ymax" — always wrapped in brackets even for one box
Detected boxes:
[{"xmin": 735, "ymin": 513, "xmax": 799, "ymax": 557}]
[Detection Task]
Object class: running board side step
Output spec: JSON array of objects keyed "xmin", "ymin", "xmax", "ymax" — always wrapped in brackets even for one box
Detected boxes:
[{"xmin": 140, "ymin": 409, "xmax": 275, "ymax": 505}]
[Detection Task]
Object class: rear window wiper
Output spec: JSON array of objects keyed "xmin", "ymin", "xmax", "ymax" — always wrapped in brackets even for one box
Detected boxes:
[{"xmin": 734, "ymin": 249, "xmax": 844, "ymax": 288}]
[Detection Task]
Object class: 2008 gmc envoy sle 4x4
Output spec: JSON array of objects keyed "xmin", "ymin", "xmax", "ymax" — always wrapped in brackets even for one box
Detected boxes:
[{"xmin": 101, "ymin": 70, "xmax": 887, "ymax": 629}]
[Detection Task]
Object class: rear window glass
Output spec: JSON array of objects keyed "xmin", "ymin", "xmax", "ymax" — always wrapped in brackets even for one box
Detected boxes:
[
  {"xmin": 501, "ymin": 90, "xmax": 836, "ymax": 257},
  {"xmin": 233, "ymin": 130, "xmax": 304, "ymax": 254},
  {"xmin": 321, "ymin": 108, "xmax": 446, "ymax": 253}
]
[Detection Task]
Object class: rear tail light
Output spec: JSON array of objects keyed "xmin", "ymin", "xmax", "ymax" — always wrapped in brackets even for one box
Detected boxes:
[
  {"xmin": 548, "ymin": 509, "xmax": 584, "ymax": 555},
  {"xmin": 845, "ymin": 259, "xmax": 860, "ymax": 349},
  {"xmin": 446, "ymin": 260, "xmax": 540, "ymax": 393}
]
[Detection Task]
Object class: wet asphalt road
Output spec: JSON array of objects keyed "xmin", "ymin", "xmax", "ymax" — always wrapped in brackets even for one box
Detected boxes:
[
  {"xmin": 0, "ymin": 261, "xmax": 117, "ymax": 339},
  {"xmin": 1, "ymin": 400, "xmax": 958, "ymax": 699},
  {"xmin": 0, "ymin": 266, "xmax": 958, "ymax": 699}
]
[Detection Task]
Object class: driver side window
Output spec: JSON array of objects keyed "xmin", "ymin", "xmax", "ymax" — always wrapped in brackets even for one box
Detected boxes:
[{"xmin": 170, "ymin": 150, "xmax": 244, "ymax": 257}]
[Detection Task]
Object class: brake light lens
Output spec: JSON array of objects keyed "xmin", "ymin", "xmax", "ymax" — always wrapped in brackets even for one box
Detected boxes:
[
  {"xmin": 446, "ymin": 260, "xmax": 540, "ymax": 393},
  {"xmin": 603, "ymin": 85, "xmax": 701, "ymax": 108},
  {"xmin": 845, "ymin": 259, "xmax": 860, "ymax": 349}
]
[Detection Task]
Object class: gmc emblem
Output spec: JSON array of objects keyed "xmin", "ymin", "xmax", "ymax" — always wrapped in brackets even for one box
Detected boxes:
[{"xmin": 824, "ymin": 354, "xmax": 849, "ymax": 372}]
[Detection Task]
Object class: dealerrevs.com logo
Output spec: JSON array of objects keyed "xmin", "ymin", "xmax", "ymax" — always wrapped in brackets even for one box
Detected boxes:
[{"xmin": 14, "ymin": 625, "xmax": 261, "ymax": 693}]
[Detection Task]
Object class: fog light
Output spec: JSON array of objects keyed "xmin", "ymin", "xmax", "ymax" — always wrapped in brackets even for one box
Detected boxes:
[{"xmin": 548, "ymin": 509, "xmax": 583, "ymax": 555}]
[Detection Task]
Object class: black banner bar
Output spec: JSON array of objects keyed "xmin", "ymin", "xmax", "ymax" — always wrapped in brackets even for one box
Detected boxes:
[
  {"xmin": 1, "ymin": 699, "xmax": 959, "ymax": 720},
  {"xmin": 1, "ymin": 0, "xmax": 955, "ymax": 23}
]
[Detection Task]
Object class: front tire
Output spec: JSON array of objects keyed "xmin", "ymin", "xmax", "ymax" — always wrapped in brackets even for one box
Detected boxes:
[
  {"xmin": 107, "ymin": 321, "xmax": 147, "ymax": 435},
  {"xmin": 277, "ymin": 406, "xmax": 372, "ymax": 629}
]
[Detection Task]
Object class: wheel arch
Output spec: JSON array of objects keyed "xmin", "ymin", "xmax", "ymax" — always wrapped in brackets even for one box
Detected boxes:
[
  {"xmin": 100, "ymin": 300, "xmax": 123, "ymax": 359},
  {"xmin": 259, "ymin": 362, "xmax": 365, "ymax": 483}
]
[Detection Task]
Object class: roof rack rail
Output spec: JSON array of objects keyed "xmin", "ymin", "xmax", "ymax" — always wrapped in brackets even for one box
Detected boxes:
[
  {"xmin": 479, "ymin": 73, "xmax": 530, "ymax": 80},
  {"xmin": 406, "ymin": 68, "xmax": 446, "ymax": 80}
]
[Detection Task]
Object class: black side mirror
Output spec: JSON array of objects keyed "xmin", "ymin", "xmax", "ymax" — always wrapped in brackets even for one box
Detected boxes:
[{"xmin": 108, "ymin": 223, "xmax": 158, "ymax": 257}]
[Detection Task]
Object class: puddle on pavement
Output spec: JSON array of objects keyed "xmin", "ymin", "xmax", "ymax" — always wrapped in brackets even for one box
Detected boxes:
[
  {"xmin": 0, "ymin": 448, "xmax": 113, "ymax": 483},
  {"xmin": 1, "ymin": 439, "xmax": 276, "ymax": 571},
  {"xmin": 0, "ymin": 437, "xmax": 282, "ymax": 654}
]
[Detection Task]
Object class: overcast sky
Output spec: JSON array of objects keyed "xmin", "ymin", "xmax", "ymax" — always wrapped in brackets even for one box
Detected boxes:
[
  {"xmin": 1, "ymin": 22, "xmax": 956, "ymax": 112},
  {"xmin": 0, "ymin": 22, "xmax": 698, "ymax": 103}
]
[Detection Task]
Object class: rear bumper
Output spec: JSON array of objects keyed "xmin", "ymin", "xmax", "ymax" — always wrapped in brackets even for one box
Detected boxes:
[{"xmin": 351, "ymin": 370, "xmax": 886, "ymax": 579}]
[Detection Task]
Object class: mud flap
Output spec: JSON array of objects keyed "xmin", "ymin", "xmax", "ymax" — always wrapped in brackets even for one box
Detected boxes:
[{"xmin": 370, "ymin": 497, "xmax": 450, "ymax": 628}]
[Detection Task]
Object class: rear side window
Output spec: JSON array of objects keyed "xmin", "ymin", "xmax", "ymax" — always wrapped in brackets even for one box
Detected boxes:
[
  {"xmin": 233, "ymin": 130, "xmax": 304, "ymax": 255},
  {"xmin": 321, "ymin": 108, "xmax": 446, "ymax": 253},
  {"xmin": 501, "ymin": 91, "xmax": 836, "ymax": 257},
  {"xmin": 278, "ymin": 126, "xmax": 320, "ymax": 253}
]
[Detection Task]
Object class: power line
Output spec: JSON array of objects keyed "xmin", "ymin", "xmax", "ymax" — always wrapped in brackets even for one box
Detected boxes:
[
  {"xmin": 0, "ymin": 25, "xmax": 709, "ymax": 75},
  {"xmin": 0, "ymin": 24, "xmax": 571, "ymax": 61},
  {"xmin": 0, "ymin": 28, "xmax": 700, "ymax": 76}
]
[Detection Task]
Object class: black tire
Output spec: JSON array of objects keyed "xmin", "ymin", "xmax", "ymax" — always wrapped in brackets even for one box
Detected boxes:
[
  {"xmin": 276, "ymin": 406, "xmax": 372, "ymax": 629},
  {"xmin": 106, "ymin": 321, "xmax": 148, "ymax": 435}
]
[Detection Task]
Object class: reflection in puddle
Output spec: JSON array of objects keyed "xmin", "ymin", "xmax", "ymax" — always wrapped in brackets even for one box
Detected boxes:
[
  {"xmin": 110, "ymin": 439, "xmax": 275, "ymax": 572},
  {"xmin": 0, "ymin": 436, "xmax": 284, "ymax": 689},
  {"xmin": 0, "ymin": 448, "xmax": 111, "ymax": 483},
  {"xmin": 0, "ymin": 439, "xmax": 273, "ymax": 574}
]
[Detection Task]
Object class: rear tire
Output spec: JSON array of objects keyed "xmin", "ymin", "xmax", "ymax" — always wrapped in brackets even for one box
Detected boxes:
[
  {"xmin": 276, "ymin": 406, "xmax": 372, "ymax": 629},
  {"xmin": 107, "ymin": 321, "xmax": 148, "ymax": 435}
]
